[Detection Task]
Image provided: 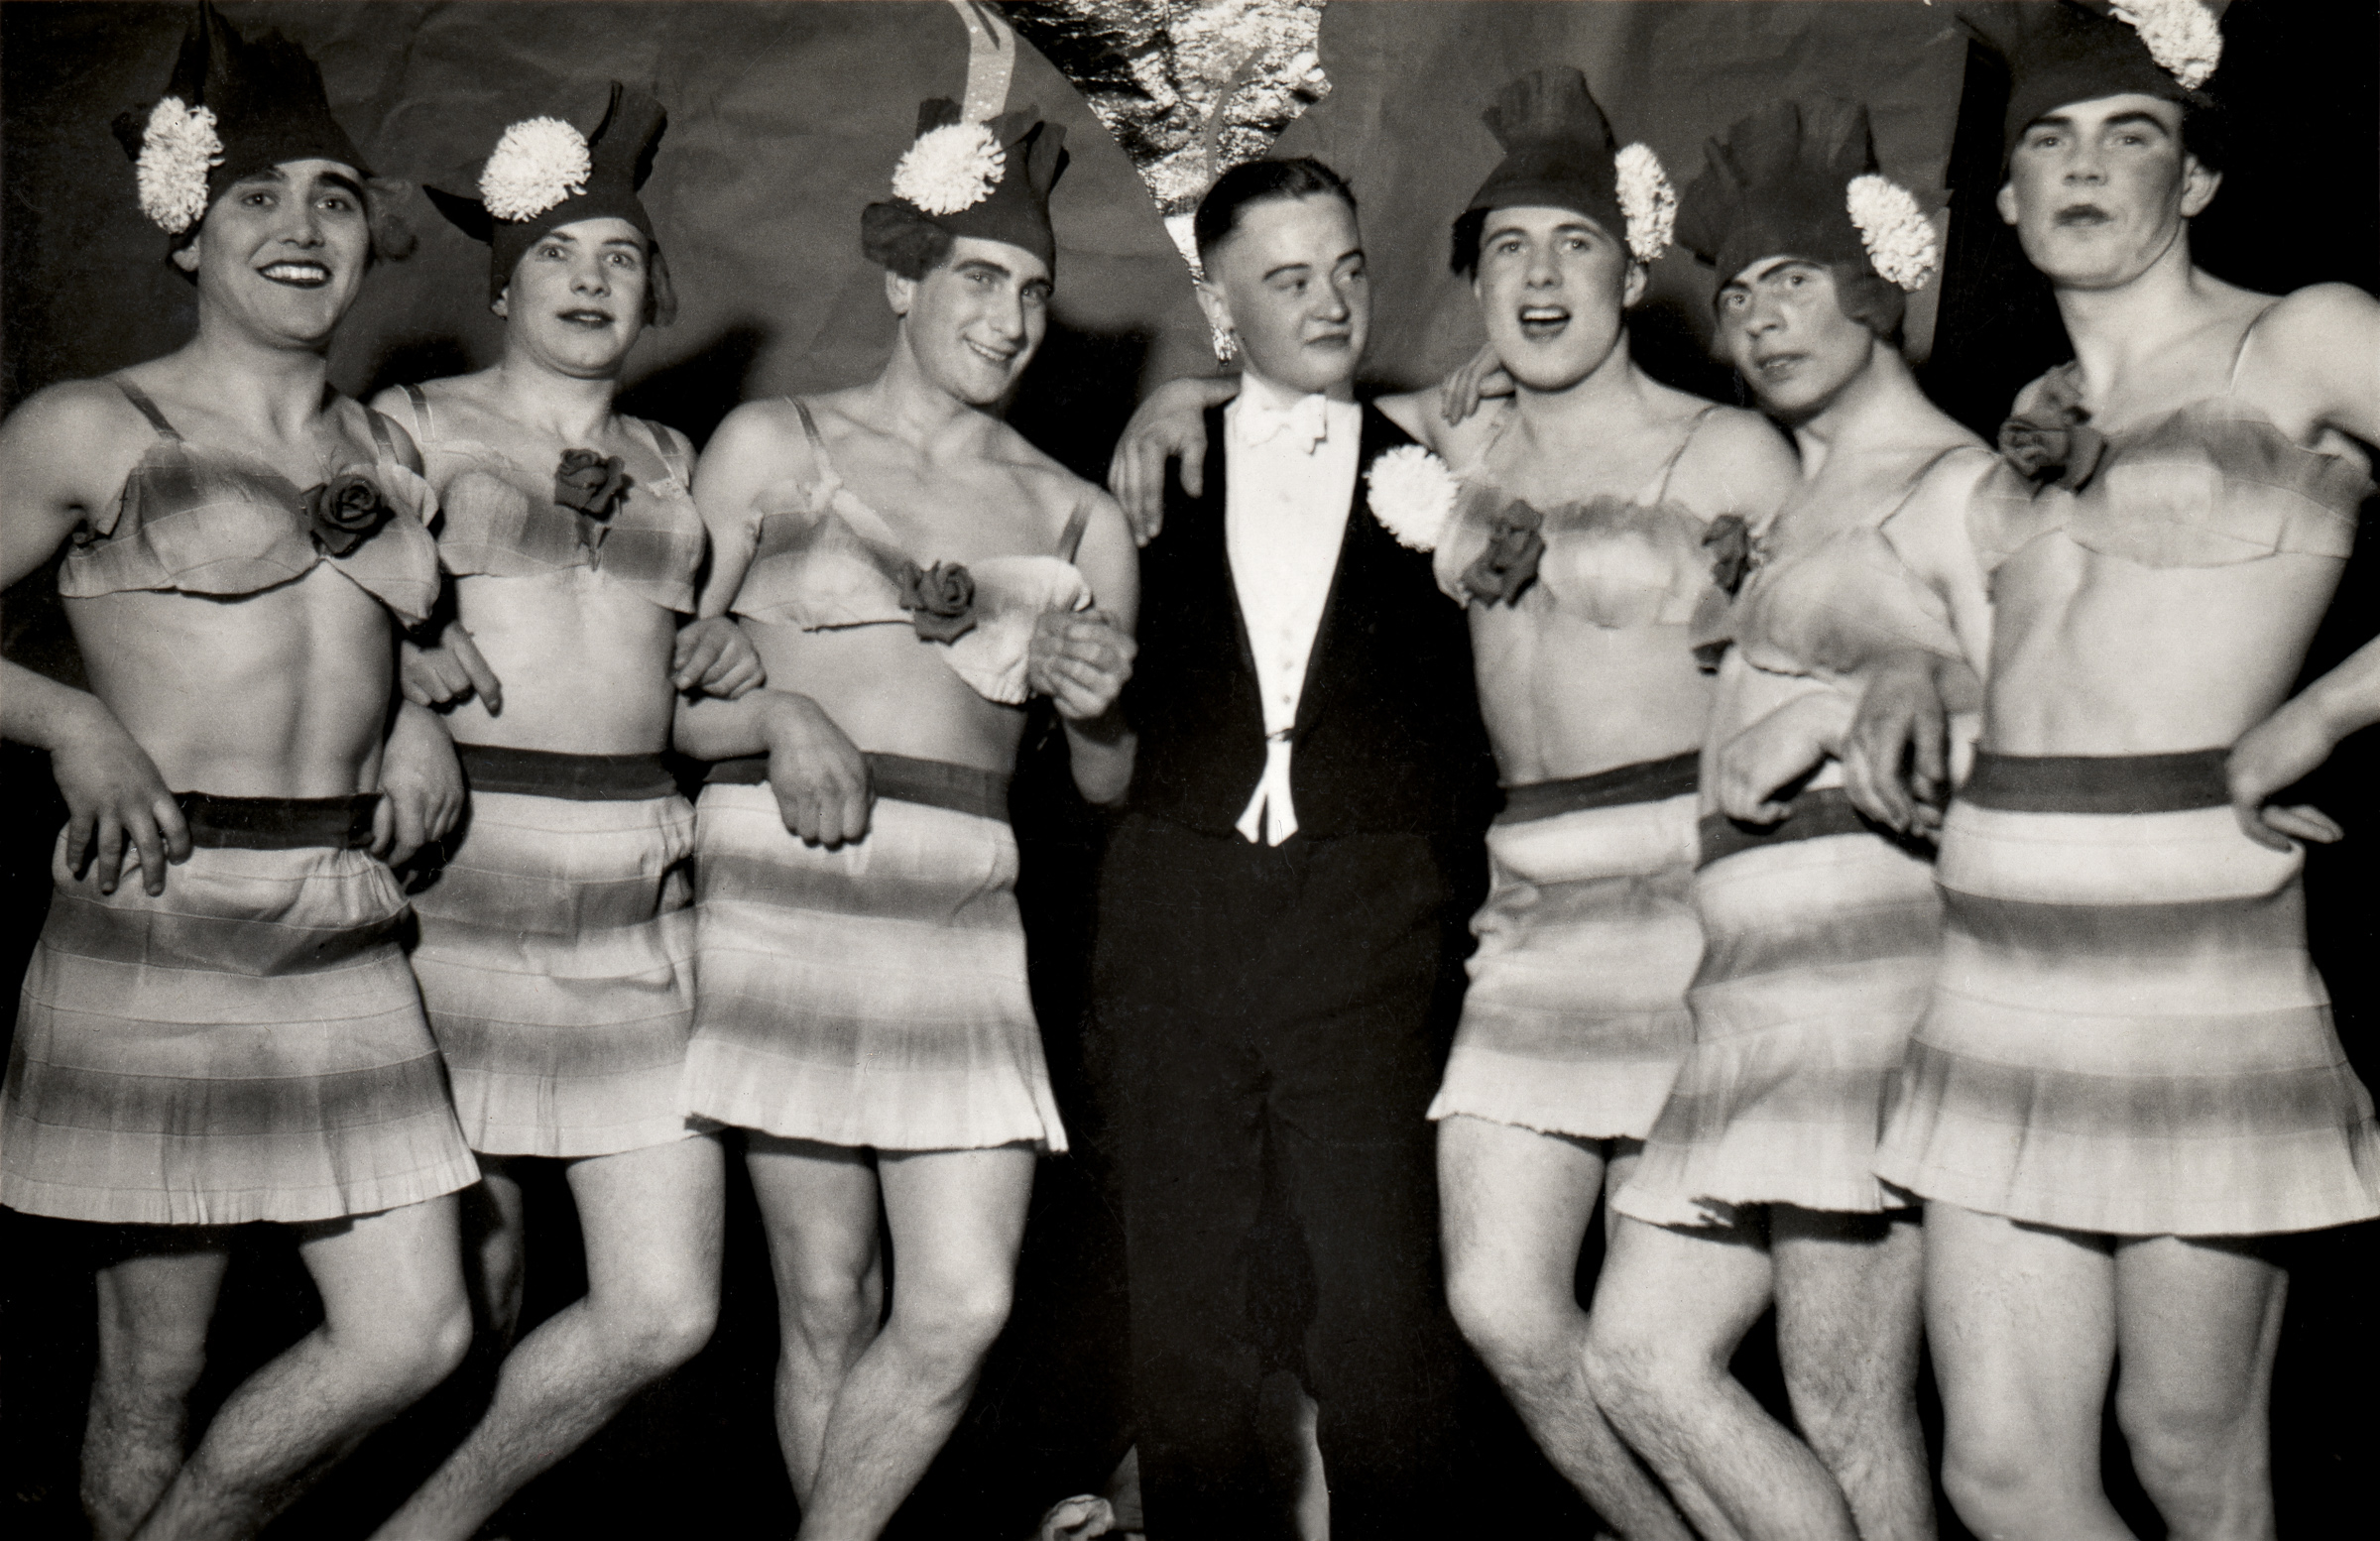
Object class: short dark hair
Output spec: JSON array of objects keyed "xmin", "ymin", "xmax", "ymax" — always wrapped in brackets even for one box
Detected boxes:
[
  {"xmin": 1193, "ymin": 158, "xmax": 1358, "ymax": 264},
  {"xmin": 2180, "ymin": 96, "xmax": 2228, "ymax": 175},
  {"xmin": 861, "ymin": 200, "xmax": 957, "ymax": 281}
]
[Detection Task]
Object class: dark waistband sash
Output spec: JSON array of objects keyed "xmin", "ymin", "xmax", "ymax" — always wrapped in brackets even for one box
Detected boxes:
[
  {"xmin": 706, "ymin": 751, "xmax": 1011, "ymax": 824},
  {"xmin": 1697, "ymin": 786, "xmax": 1896, "ymax": 870},
  {"xmin": 175, "ymin": 791, "xmax": 379, "ymax": 851},
  {"xmin": 1496, "ymin": 751, "xmax": 1701, "ymax": 827},
  {"xmin": 457, "ymin": 744, "xmax": 678, "ymax": 802},
  {"xmin": 1959, "ymin": 748, "xmax": 2230, "ymax": 815}
]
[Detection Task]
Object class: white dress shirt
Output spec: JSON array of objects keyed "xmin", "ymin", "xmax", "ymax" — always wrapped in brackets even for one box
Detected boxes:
[{"xmin": 1223, "ymin": 369, "xmax": 1363, "ymax": 845}]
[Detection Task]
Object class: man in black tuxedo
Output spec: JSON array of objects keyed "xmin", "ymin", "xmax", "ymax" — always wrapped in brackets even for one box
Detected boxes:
[{"xmin": 1092, "ymin": 158, "xmax": 1496, "ymax": 1540}]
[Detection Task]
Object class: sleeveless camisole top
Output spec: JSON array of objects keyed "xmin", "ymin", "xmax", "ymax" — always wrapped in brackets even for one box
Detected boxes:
[
  {"xmin": 60, "ymin": 379, "xmax": 441, "ymax": 625},
  {"xmin": 398, "ymin": 384, "xmax": 705, "ymax": 615},
  {"xmin": 1730, "ymin": 443, "xmax": 1998, "ymax": 684},
  {"xmin": 1433, "ymin": 406, "xmax": 1734, "ymax": 631},
  {"xmin": 729, "ymin": 398, "xmax": 1095, "ymax": 705},
  {"xmin": 1973, "ymin": 320, "xmax": 2373, "ymax": 576}
]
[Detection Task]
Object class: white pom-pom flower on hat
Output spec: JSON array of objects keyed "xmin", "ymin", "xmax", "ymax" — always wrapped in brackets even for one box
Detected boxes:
[
  {"xmin": 892, "ymin": 121, "xmax": 1006, "ymax": 216},
  {"xmin": 2113, "ymin": 0, "xmax": 2223, "ymax": 91},
  {"xmin": 479, "ymin": 117, "xmax": 592, "ymax": 223},
  {"xmin": 1845, "ymin": 174, "xmax": 1939, "ymax": 292},
  {"xmin": 136, "ymin": 97, "xmax": 223, "ymax": 234},
  {"xmin": 1614, "ymin": 143, "xmax": 1677, "ymax": 266},
  {"xmin": 1367, "ymin": 444, "xmax": 1462, "ymax": 553}
]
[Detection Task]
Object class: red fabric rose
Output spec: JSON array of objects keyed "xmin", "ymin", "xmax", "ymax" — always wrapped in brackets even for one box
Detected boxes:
[
  {"xmin": 899, "ymin": 560, "xmax": 978, "ymax": 643},
  {"xmin": 1997, "ymin": 366, "xmax": 2105, "ymax": 491},
  {"xmin": 1462, "ymin": 500, "xmax": 1546, "ymax": 606},
  {"xmin": 1703, "ymin": 514, "xmax": 1754, "ymax": 597},
  {"xmin": 554, "ymin": 448, "xmax": 633, "ymax": 550},
  {"xmin": 305, "ymin": 471, "xmax": 394, "ymax": 556}
]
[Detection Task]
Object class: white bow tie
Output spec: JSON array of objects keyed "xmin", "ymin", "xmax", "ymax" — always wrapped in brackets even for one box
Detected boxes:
[{"xmin": 1243, "ymin": 392, "xmax": 1331, "ymax": 454}]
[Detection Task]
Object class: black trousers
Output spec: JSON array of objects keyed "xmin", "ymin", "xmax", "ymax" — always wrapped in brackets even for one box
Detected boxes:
[{"xmin": 1092, "ymin": 814, "xmax": 1471, "ymax": 1541}]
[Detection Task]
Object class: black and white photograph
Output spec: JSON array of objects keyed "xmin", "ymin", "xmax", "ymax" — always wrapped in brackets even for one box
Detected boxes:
[{"xmin": 2, "ymin": 2, "xmax": 2375, "ymax": 1537}]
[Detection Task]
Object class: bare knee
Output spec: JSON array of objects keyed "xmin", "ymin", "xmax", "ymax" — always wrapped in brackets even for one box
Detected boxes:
[
  {"xmin": 1940, "ymin": 1417, "xmax": 2069, "ymax": 1532},
  {"xmin": 1446, "ymin": 1261, "xmax": 1567, "ymax": 1384},
  {"xmin": 2115, "ymin": 1380, "xmax": 2261, "ymax": 1511},
  {"xmin": 337, "ymin": 1294, "xmax": 473, "ymax": 1409},
  {"xmin": 1582, "ymin": 1315, "xmax": 1686, "ymax": 1434},
  {"xmin": 888, "ymin": 1274, "xmax": 1012, "ymax": 1372},
  {"xmin": 95, "ymin": 1320, "xmax": 210, "ymax": 1404},
  {"xmin": 780, "ymin": 1264, "xmax": 882, "ymax": 1359},
  {"xmin": 602, "ymin": 1282, "xmax": 719, "ymax": 1381}
]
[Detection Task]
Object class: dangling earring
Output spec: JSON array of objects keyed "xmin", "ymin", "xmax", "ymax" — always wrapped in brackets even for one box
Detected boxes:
[{"xmin": 1211, "ymin": 322, "xmax": 1239, "ymax": 363}]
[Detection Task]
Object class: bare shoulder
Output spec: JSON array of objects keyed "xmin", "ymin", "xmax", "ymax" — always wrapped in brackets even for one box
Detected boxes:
[
  {"xmin": 6, "ymin": 376, "xmax": 148, "ymax": 447},
  {"xmin": 1682, "ymin": 402, "xmax": 1797, "ymax": 479},
  {"xmin": 2236, "ymin": 283, "xmax": 2380, "ymax": 441},
  {"xmin": 705, "ymin": 396, "xmax": 811, "ymax": 464},
  {"xmin": 0, "ymin": 378, "xmax": 159, "ymax": 545},
  {"xmin": 1668, "ymin": 401, "xmax": 1796, "ymax": 525}
]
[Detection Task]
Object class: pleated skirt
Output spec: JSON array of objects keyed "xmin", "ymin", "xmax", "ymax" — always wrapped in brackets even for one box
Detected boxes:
[
  {"xmin": 1617, "ymin": 789, "xmax": 1941, "ymax": 1226},
  {"xmin": 1875, "ymin": 751, "xmax": 2380, "ymax": 1237},
  {"xmin": 683, "ymin": 769, "xmax": 1065, "ymax": 1153},
  {"xmin": 409, "ymin": 748, "xmax": 698, "ymax": 1157},
  {"xmin": 3, "ymin": 804, "xmax": 478, "ymax": 1226},
  {"xmin": 1428, "ymin": 758, "xmax": 1701, "ymax": 1139}
]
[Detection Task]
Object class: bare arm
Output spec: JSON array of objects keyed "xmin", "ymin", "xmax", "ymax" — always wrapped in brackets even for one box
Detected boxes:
[
  {"xmin": 1032, "ymin": 490, "xmax": 1139, "ymax": 805},
  {"xmin": 1106, "ymin": 375, "xmax": 1240, "ymax": 544},
  {"xmin": 0, "ymin": 382, "xmax": 190, "ymax": 894},
  {"xmin": 675, "ymin": 687, "xmax": 873, "ymax": 848},
  {"xmin": 692, "ymin": 401, "xmax": 802, "ymax": 621},
  {"xmin": 1844, "ymin": 450, "xmax": 2000, "ymax": 834}
]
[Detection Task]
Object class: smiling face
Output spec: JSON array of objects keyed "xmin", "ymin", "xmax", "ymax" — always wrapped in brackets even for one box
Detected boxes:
[
  {"xmin": 1197, "ymin": 192, "xmax": 1369, "ymax": 397},
  {"xmin": 175, "ymin": 159, "xmax": 371, "ymax": 346},
  {"xmin": 496, "ymin": 216, "xmax": 652, "ymax": 379},
  {"xmin": 891, "ymin": 235, "xmax": 1051, "ymax": 407},
  {"xmin": 1997, "ymin": 92, "xmax": 2218, "ymax": 290},
  {"xmin": 1716, "ymin": 256, "xmax": 1878, "ymax": 419},
  {"xmin": 1472, "ymin": 204, "xmax": 1642, "ymax": 392}
]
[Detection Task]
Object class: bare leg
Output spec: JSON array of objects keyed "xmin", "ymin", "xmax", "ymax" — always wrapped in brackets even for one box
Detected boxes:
[
  {"xmin": 130, "ymin": 1196, "xmax": 472, "ymax": 1541},
  {"xmin": 1925, "ymin": 1201, "xmax": 2134, "ymax": 1540},
  {"xmin": 1771, "ymin": 1208, "xmax": 1934, "ymax": 1541},
  {"xmin": 371, "ymin": 1136, "xmax": 725, "ymax": 1539},
  {"xmin": 748, "ymin": 1135, "xmax": 887, "ymax": 1502},
  {"xmin": 1437, "ymin": 1117, "xmax": 1693, "ymax": 1540},
  {"xmin": 796, "ymin": 1143, "xmax": 1037, "ymax": 1540},
  {"xmin": 2111, "ymin": 1235, "xmax": 2287, "ymax": 1541},
  {"xmin": 82, "ymin": 1235, "xmax": 232, "ymax": 1541},
  {"xmin": 1584, "ymin": 1213, "xmax": 1854, "ymax": 1541},
  {"xmin": 464, "ymin": 1161, "xmax": 529, "ymax": 1345}
]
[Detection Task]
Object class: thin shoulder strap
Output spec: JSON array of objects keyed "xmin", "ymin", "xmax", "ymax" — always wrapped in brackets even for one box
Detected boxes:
[
  {"xmin": 2226, "ymin": 302, "xmax": 2282, "ymax": 394},
  {"xmin": 1056, "ymin": 499, "xmax": 1093, "ymax": 563},
  {"xmin": 633, "ymin": 416, "xmax": 693, "ymax": 483},
  {"xmin": 111, "ymin": 378, "xmax": 180, "ymax": 440},
  {"xmin": 361, "ymin": 400, "xmax": 399, "ymax": 462},
  {"xmin": 1652, "ymin": 405, "xmax": 1723, "ymax": 506},
  {"xmin": 399, "ymin": 383, "xmax": 436, "ymax": 445}
]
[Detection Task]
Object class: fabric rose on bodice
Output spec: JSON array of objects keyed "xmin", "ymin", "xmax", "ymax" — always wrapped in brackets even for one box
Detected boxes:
[
  {"xmin": 1998, "ymin": 366, "xmax": 2105, "ymax": 492},
  {"xmin": 306, "ymin": 471, "xmax": 395, "ymax": 556},
  {"xmin": 1461, "ymin": 500, "xmax": 1546, "ymax": 606},
  {"xmin": 554, "ymin": 448, "xmax": 633, "ymax": 551},
  {"xmin": 899, "ymin": 559, "xmax": 978, "ymax": 643},
  {"xmin": 1703, "ymin": 514, "xmax": 1756, "ymax": 598}
]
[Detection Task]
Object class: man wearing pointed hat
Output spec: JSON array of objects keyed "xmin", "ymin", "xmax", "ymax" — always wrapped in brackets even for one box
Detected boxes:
[
  {"xmin": 675, "ymin": 93, "xmax": 1138, "ymax": 1535},
  {"xmin": 0, "ymin": 6, "xmax": 482, "ymax": 1537},
  {"xmin": 1851, "ymin": 3, "xmax": 2380, "ymax": 1534},
  {"xmin": 357, "ymin": 82, "xmax": 762, "ymax": 1541},
  {"xmin": 1554, "ymin": 92, "xmax": 2010, "ymax": 1541}
]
